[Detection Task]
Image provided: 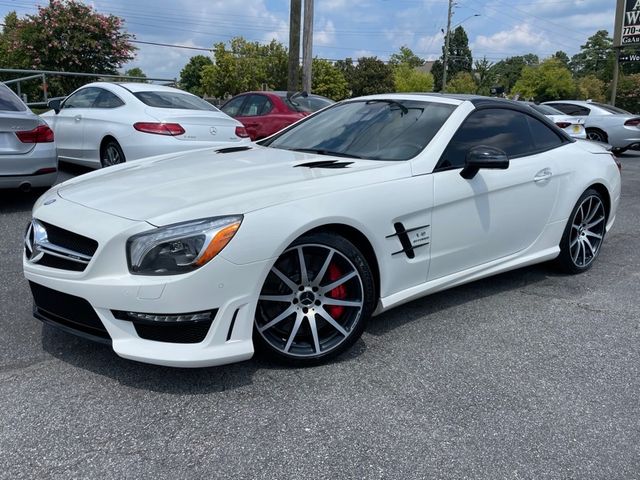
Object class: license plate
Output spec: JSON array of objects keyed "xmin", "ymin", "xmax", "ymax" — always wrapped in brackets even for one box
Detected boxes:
[{"xmin": 572, "ymin": 125, "xmax": 581, "ymax": 133}]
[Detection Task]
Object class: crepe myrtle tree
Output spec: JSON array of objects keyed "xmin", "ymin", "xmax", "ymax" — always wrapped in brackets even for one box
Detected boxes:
[{"xmin": 0, "ymin": 0, "xmax": 135, "ymax": 97}]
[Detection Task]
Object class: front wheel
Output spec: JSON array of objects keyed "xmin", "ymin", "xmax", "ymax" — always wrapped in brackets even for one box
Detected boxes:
[
  {"xmin": 254, "ymin": 233, "xmax": 376, "ymax": 365},
  {"xmin": 100, "ymin": 140, "xmax": 126, "ymax": 168},
  {"xmin": 555, "ymin": 188, "xmax": 607, "ymax": 274}
]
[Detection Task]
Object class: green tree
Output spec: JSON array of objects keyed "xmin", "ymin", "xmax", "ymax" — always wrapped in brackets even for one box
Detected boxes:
[
  {"xmin": 311, "ymin": 58, "xmax": 349, "ymax": 100},
  {"xmin": 122, "ymin": 67, "xmax": 147, "ymax": 82},
  {"xmin": 576, "ymin": 75, "xmax": 605, "ymax": 102},
  {"xmin": 350, "ymin": 57, "xmax": 395, "ymax": 96},
  {"xmin": 616, "ymin": 74, "xmax": 640, "ymax": 113},
  {"xmin": 444, "ymin": 72, "xmax": 476, "ymax": 94},
  {"xmin": 335, "ymin": 57, "xmax": 355, "ymax": 94},
  {"xmin": 552, "ymin": 50, "xmax": 571, "ymax": 69},
  {"xmin": 512, "ymin": 58, "xmax": 576, "ymax": 101},
  {"xmin": 0, "ymin": 1, "xmax": 135, "ymax": 97},
  {"xmin": 432, "ymin": 26, "xmax": 473, "ymax": 91},
  {"xmin": 393, "ymin": 64, "xmax": 433, "ymax": 92},
  {"xmin": 389, "ymin": 46, "xmax": 424, "ymax": 68},
  {"xmin": 489, "ymin": 54, "xmax": 539, "ymax": 93},
  {"xmin": 570, "ymin": 30, "xmax": 615, "ymax": 82},
  {"xmin": 473, "ymin": 56, "xmax": 495, "ymax": 95},
  {"xmin": 179, "ymin": 55, "xmax": 213, "ymax": 95}
]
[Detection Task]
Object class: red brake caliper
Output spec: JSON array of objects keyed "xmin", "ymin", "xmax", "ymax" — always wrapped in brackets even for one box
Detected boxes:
[{"xmin": 325, "ymin": 263, "xmax": 346, "ymax": 318}]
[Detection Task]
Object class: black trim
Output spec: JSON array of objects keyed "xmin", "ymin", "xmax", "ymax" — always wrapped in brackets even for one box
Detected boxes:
[
  {"xmin": 216, "ymin": 146, "xmax": 253, "ymax": 154},
  {"xmin": 294, "ymin": 160, "xmax": 353, "ymax": 169},
  {"xmin": 392, "ymin": 242, "xmax": 429, "ymax": 256},
  {"xmin": 226, "ymin": 309, "xmax": 239, "ymax": 341},
  {"xmin": 386, "ymin": 224, "xmax": 430, "ymax": 239},
  {"xmin": 112, "ymin": 309, "xmax": 217, "ymax": 344},
  {"xmin": 391, "ymin": 222, "xmax": 415, "ymax": 259},
  {"xmin": 35, "ymin": 306, "xmax": 111, "ymax": 345}
]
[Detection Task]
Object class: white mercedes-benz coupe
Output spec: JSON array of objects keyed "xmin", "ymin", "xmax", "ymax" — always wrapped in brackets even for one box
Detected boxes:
[{"xmin": 23, "ymin": 94, "xmax": 621, "ymax": 367}]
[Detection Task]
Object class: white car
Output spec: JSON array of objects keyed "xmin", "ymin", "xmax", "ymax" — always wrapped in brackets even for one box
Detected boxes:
[
  {"xmin": 42, "ymin": 82, "xmax": 250, "ymax": 168},
  {"xmin": 525, "ymin": 102, "xmax": 586, "ymax": 139},
  {"xmin": 543, "ymin": 100, "xmax": 640, "ymax": 153},
  {"xmin": 24, "ymin": 94, "xmax": 621, "ymax": 367}
]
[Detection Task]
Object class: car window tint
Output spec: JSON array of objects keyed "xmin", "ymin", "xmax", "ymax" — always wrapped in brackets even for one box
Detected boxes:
[
  {"xmin": 221, "ymin": 96, "xmax": 246, "ymax": 117},
  {"xmin": 527, "ymin": 116, "xmax": 564, "ymax": 150},
  {"xmin": 63, "ymin": 88, "xmax": 102, "ymax": 109},
  {"xmin": 530, "ymin": 104, "xmax": 563, "ymax": 115},
  {"xmin": 133, "ymin": 91, "xmax": 218, "ymax": 111},
  {"xmin": 240, "ymin": 95, "xmax": 272, "ymax": 116},
  {"xmin": 438, "ymin": 108, "xmax": 536, "ymax": 170},
  {"xmin": 280, "ymin": 94, "xmax": 333, "ymax": 112},
  {"xmin": 0, "ymin": 84, "xmax": 27, "ymax": 111},
  {"xmin": 591, "ymin": 102, "xmax": 632, "ymax": 115},
  {"xmin": 548, "ymin": 103, "xmax": 590, "ymax": 116},
  {"xmin": 92, "ymin": 89, "xmax": 124, "ymax": 108},
  {"xmin": 267, "ymin": 100, "xmax": 456, "ymax": 161}
]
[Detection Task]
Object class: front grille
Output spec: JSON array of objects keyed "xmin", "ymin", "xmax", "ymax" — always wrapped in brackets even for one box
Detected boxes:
[
  {"xmin": 29, "ymin": 282, "xmax": 111, "ymax": 343},
  {"xmin": 24, "ymin": 220, "xmax": 98, "ymax": 272}
]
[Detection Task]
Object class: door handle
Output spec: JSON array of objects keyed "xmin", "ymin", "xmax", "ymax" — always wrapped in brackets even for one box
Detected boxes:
[
  {"xmin": 74, "ymin": 115, "xmax": 82, "ymax": 122},
  {"xmin": 534, "ymin": 168, "xmax": 553, "ymax": 183}
]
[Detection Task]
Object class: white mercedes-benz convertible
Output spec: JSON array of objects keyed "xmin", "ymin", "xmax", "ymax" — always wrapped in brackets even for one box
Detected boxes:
[{"xmin": 23, "ymin": 94, "xmax": 621, "ymax": 367}]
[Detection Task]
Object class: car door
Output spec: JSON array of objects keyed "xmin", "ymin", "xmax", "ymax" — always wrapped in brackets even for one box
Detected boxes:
[
  {"xmin": 81, "ymin": 88, "xmax": 125, "ymax": 162},
  {"xmin": 235, "ymin": 94, "xmax": 274, "ymax": 140},
  {"xmin": 428, "ymin": 108, "xmax": 566, "ymax": 280},
  {"xmin": 53, "ymin": 87, "xmax": 101, "ymax": 161}
]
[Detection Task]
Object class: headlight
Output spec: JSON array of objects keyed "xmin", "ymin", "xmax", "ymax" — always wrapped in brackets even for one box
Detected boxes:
[{"xmin": 127, "ymin": 216, "xmax": 242, "ymax": 275}]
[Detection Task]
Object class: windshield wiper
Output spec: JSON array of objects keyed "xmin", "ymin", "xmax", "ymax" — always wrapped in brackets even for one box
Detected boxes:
[
  {"xmin": 365, "ymin": 99, "xmax": 408, "ymax": 115},
  {"xmin": 288, "ymin": 148, "xmax": 363, "ymax": 159}
]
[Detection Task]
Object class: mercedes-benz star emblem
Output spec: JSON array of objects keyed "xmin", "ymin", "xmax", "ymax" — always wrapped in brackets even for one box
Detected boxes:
[
  {"xmin": 24, "ymin": 220, "xmax": 47, "ymax": 263},
  {"xmin": 209, "ymin": 126, "xmax": 217, "ymax": 136}
]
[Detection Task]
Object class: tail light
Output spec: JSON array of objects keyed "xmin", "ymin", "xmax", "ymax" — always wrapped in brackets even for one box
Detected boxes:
[
  {"xmin": 555, "ymin": 122, "xmax": 572, "ymax": 129},
  {"xmin": 16, "ymin": 124, "xmax": 54, "ymax": 143},
  {"xmin": 133, "ymin": 122, "xmax": 185, "ymax": 136},
  {"xmin": 235, "ymin": 126, "xmax": 249, "ymax": 138},
  {"xmin": 624, "ymin": 118, "xmax": 640, "ymax": 127}
]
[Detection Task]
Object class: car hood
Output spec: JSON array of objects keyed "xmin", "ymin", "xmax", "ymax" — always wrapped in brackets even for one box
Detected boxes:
[{"xmin": 56, "ymin": 146, "xmax": 408, "ymax": 225}]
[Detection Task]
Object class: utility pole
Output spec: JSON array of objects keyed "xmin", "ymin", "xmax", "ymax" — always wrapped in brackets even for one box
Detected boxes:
[
  {"xmin": 611, "ymin": 48, "xmax": 620, "ymax": 106},
  {"xmin": 441, "ymin": 0, "xmax": 454, "ymax": 91},
  {"xmin": 287, "ymin": 0, "xmax": 302, "ymax": 93},
  {"xmin": 302, "ymin": 0, "xmax": 314, "ymax": 93}
]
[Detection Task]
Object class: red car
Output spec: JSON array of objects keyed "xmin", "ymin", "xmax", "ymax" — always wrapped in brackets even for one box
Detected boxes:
[{"xmin": 220, "ymin": 91, "xmax": 334, "ymax": 141}]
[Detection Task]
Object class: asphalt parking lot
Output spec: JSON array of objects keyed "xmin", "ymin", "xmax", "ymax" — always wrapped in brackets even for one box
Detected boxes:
[{"xmin": 1, "ymin": 154, "xmax": 639, "ymax": 479}]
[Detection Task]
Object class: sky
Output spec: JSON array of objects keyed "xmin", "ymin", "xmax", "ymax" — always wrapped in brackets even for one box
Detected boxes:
[{"xmin": 0, "ymin": 0, "xmax": 617, "ymax": 80}]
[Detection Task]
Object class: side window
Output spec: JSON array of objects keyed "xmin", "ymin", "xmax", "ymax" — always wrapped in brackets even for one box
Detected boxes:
[
  {"xmin": 62, "ymin": 88, "xmax": 101, "ymax": 109},
  {"xmin": 437, "ymin": 108, "xmax": 536, "ymax": 170},
  {"xmin": 548, "ymin": 103, "xmax": 590, "ymax": 116},
  {"xmin": 240, "ymin": 94, "xmax": 272, "ymax": 116},
  {"xmin": 527, "ymin": 116, "xmax": 564, "ymax": 150},
  {"xmin": 221, "ymin": 96, "xmax": 246, "ymax": 117},
  {"xmin": 93, "ymin": 89, "xmax": 125, "ymax": 108}
]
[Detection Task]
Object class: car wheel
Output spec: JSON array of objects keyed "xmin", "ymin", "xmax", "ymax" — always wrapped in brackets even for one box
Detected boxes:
[
  {"xmin": 100, "ymin": 140, "xmax": 126, "ymax": 168},
  {"xmin": 555, "ymin": 188, "xmax": 607, "ymax": 274},
  {"xmin": 586, "ymin": 128, "xmax": 608, "ymax": 143},
  {"xmin": 254, "ymin": 232, "xmax": 376, "ymax": 364}
]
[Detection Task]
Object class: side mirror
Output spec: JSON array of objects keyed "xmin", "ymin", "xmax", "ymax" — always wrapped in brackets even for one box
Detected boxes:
[
  {"xmin": 460, "ymin": 145, "xmax": 509, "ymax": 179},
  {"xmin": 47, "ymin": 99, "xmax": 61, "ymax": 114}
]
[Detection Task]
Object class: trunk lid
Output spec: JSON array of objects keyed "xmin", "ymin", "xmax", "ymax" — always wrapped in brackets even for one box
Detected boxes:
[
  {"xmin": 0, "ymin": 112, "xmax": 42, "ymax": 155},
  {"xmin": 145, "ymin": 107, "xmax": 242, "ymax": 143}
]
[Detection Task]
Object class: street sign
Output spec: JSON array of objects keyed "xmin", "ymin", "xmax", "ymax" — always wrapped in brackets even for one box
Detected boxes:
[
  {"xmin": 619, "ymin": 52, "xmax": 640, "ymax": 61},
  {"xmin": 614, "ymin": 0, "xmax": 640, "ymax": 47}
]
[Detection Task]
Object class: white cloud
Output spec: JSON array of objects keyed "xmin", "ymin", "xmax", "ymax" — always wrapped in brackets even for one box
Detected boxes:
[
  {"xmin": 314, "ymin": 20, "xmax": 336, "ymax": 46},
  {"xmin": 473, "ymin": 23, "xmax": 553, "ymax": 54}
]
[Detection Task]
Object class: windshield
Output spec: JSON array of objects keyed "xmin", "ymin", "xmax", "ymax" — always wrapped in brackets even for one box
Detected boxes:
[
  {"xmin": 280, "ymin": 94, "xmax": 334, "ymax": 113},
  {"xmin": 591, "ymin": 102, "xmax": 633, "ymax": 115},
  {"xmin": 530, "ymin": 104, "xmax": 563, "ymax": 115},
  {"xmin": 264, "ymin": 99, "xmax": 456, "ymax": 161},
  {"xmin": 134, "ymin": 91, "xmax": 218, "ymax": 111}
]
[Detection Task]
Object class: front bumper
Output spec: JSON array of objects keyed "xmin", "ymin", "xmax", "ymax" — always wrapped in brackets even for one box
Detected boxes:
[{"xmin": 23, "ymin": 197, "xmax": 270, "ymax": 367}]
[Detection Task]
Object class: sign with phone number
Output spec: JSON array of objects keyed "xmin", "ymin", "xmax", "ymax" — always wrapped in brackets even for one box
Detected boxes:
[{"xmin": 622, "ymin": 0, "xmax": 640, "ymax": 45}]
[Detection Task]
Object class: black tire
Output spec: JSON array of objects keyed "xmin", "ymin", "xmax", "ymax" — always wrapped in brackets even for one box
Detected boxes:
[
  {"xmin": 555, "ymin": 188, "xmax": 607, "ymax": 274},
  {"xmin": 586, "ymin": 128, "xmax": 608, "ymax": 144},
  {"xmin": 100, "ymin": 139, "xmax": 126, "ymax": 168},
  {"xmin": 254, "ymin": 232, "xmax": 376, "ymax": 365}
]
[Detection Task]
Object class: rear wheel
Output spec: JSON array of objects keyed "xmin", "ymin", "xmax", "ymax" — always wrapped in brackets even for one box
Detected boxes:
[
  {"xmin": 555, "ymin": 188, "xmax": 607, "ymax": 274},
  {"xmin": 254, "ymin": 233, "xmax": 375, "ymax": 364},
  {"xmin": 100, "ymin": 139, "xmax": 125, "ymax": 168},
  {"xmin": 586, "ymin": 128, "xmax": 607, "ymax": 143}
]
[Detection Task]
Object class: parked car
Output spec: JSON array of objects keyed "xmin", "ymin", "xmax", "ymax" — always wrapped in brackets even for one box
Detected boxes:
[
  {"xmin": 24, "ymin": 94, "xmax": 620, "ymax": 367},
  {"xmin": 42, "ymin": 82, "xmax": 250, "ymax": 168},
  {"xmin": 543, "ymin": 100, "xmax": 640, "ymax": 153},
  {"xmin": 524, "ymin": 102, "xmax": 586, "ymax": 139},
  {"xmin": 220, "ymin": 91, "xmax": 334, "ymax": 140},
  {"xmin": 0, "ymin": 82, "xmax": 57, "ymax": 191}
]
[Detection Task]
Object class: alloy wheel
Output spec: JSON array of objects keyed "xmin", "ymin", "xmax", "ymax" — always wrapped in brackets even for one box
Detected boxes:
[
  {"xmin": 569, "ymin": 194, "xmax": 606, "ymax": 268},
  {"xmin": 586, "ymin": 130, "xmax": 605, "ymax": 142},
  {"xmin": 102, "ymin": 144, "xmax": 123, "ymax": 166},
  {"xmin": 256, "ymin": 244, "xmax": 365, "ymax": 358}
]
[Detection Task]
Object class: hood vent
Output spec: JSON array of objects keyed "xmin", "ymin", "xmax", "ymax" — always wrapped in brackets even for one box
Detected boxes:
[
  {"xmin": 294, "ymin": 160, "xmax": 354, "ymax": 169},
  {"xmin": 216, "ymin": 146, "xmax": 253, "ymax": 154}
]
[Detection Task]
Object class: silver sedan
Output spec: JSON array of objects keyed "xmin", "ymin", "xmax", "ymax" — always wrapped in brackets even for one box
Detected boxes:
[{"xmin": 0, "ymin": 83, "xmax": 57, "ymax": 191}]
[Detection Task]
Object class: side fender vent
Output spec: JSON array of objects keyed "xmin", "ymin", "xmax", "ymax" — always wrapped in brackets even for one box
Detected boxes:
[
  {"xmin": 387, "ymin": 222, "xmax": 430, "ymax": 259},
  {"xmin": 216, "ymin": 146, "xmax": 253, "ymax": 154},
  {"xmin": 294, "ymin": 160, "xmax": 354, "ymax": 169}
]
